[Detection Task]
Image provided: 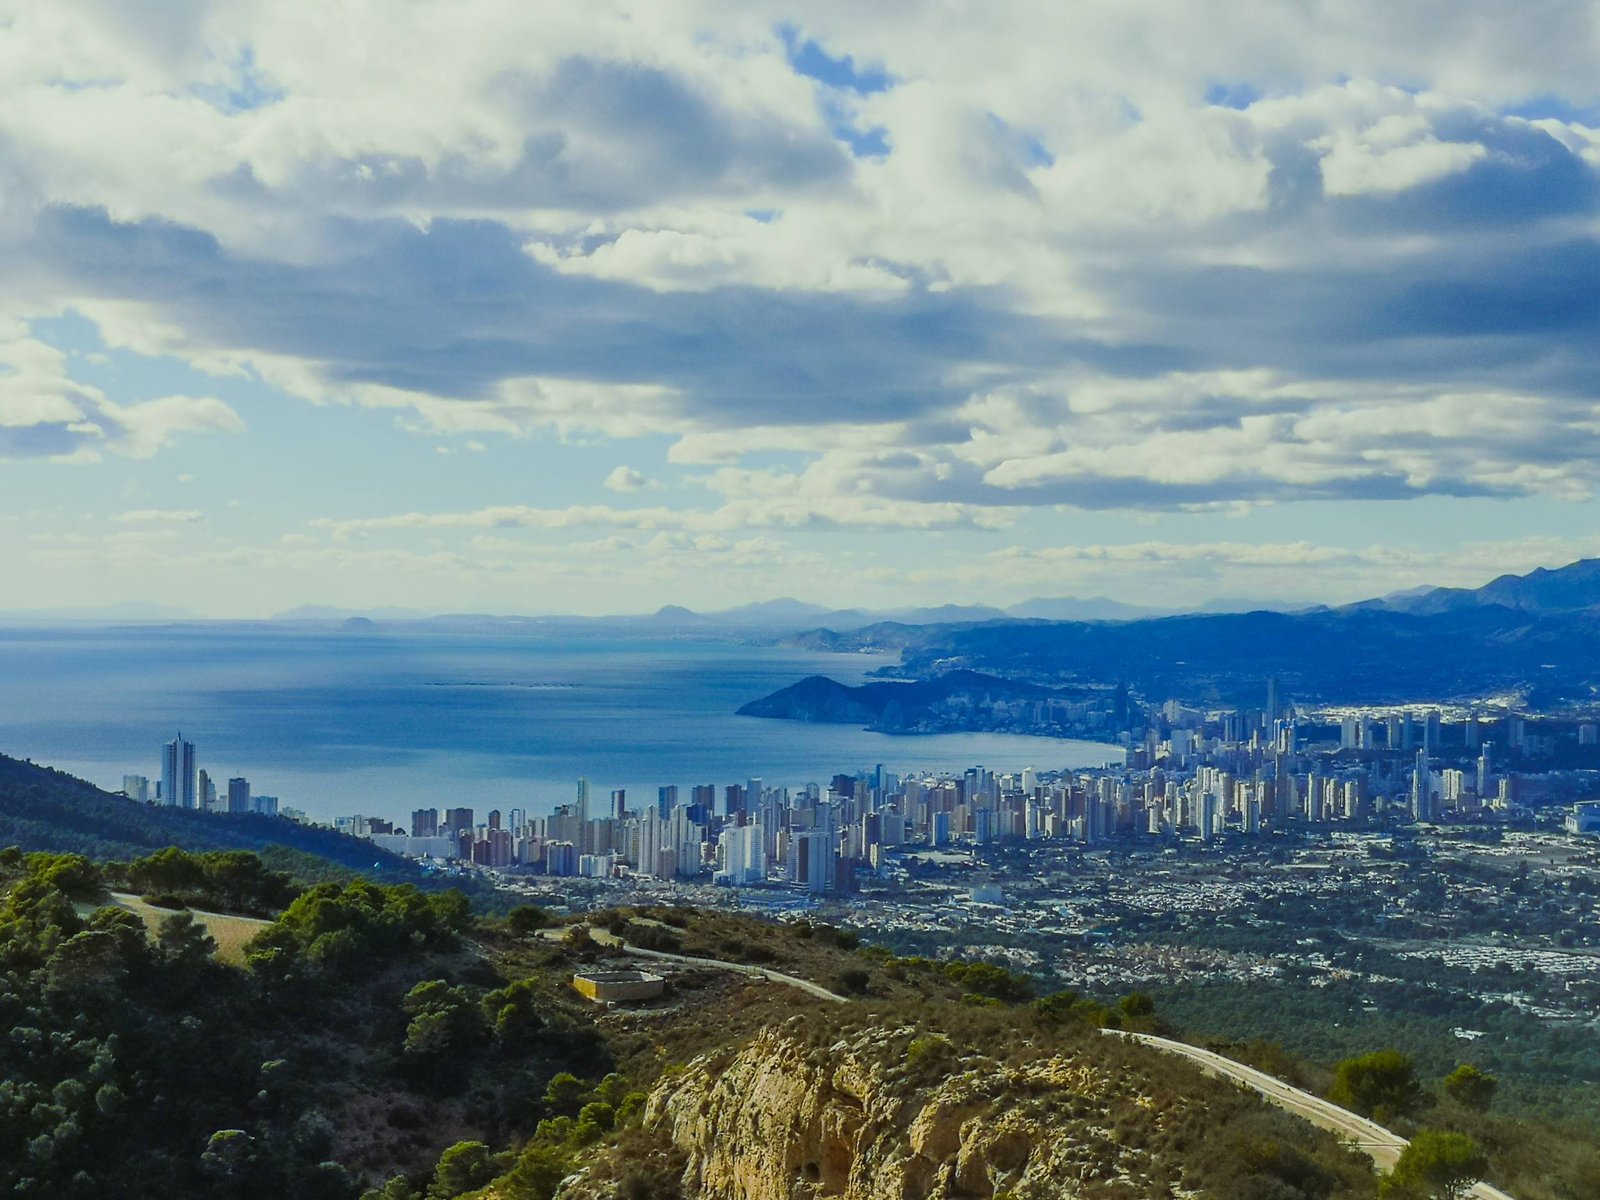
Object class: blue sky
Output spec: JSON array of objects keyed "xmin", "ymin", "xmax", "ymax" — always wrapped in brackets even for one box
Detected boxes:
[{"xmin": 3, "ymin": 1, "xmax": 1600, "ymax": 616}]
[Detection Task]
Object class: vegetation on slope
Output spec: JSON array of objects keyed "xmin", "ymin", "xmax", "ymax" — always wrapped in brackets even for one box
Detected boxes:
[
  {"xmin": 0, "ymin": 752, "xmax": 416, "ymax": 875},
  {"xmin": 0, "ymin": 826, "xmax": 1593, "ymax": 1199},
  {"xmin": 0, "ymin": 849, "xmax": 604, "ymax": 1199}
]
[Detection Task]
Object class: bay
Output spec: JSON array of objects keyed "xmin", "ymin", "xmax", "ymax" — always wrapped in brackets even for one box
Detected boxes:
[{"xmin": 0, "ymin": 624, "xmax": 1117, "ymax": 824}]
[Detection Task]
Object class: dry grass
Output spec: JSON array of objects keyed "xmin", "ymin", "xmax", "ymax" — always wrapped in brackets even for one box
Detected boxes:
[{"xmin": 106, "ymin": 891, "xmax": 272, "ymax": 965}]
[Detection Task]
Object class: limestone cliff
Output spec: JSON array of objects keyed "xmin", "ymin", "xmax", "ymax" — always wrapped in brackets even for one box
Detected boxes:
[{"xmin": 632, "ymin": 1021, "xmax": 1190, "ymax": 1200}]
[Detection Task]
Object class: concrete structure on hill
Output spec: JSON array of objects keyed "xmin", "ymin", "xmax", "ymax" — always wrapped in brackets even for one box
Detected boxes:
[{"xmin": 571, "ymin": 969, "xmax": 665, "ymax": 1003}]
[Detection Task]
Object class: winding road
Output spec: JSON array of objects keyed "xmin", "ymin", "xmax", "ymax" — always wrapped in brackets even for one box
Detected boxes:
[
  {"xmin": 1106, "ymin": 1029, "xmax": 1515, "ymax": 1200},
  {"xmin": 547, "ymin": 922, "xmax": 1514, "ymax": 1196},
  {"xmin": 545, "ymin": 924, "xmax": 848, "ymax": 1002}
]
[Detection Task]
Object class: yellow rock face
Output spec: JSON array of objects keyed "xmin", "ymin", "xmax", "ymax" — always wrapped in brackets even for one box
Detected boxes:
[{"xmin": 638, "ymin": 1026, "xmax": 1178, "ymax": 1200}]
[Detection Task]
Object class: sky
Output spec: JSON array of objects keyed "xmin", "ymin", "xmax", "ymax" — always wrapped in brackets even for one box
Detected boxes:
[{"xmin": 4, "ymin": 1, "xmax": 1600, "ymax": 617}]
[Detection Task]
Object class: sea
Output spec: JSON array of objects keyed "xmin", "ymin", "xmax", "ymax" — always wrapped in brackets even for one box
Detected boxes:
[{"xmin": 0, "ymin": 624, "xmax": 1117, "ymax": 825}]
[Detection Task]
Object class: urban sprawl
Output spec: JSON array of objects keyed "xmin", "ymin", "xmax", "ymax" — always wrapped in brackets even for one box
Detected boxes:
[{"xmin": 130, "ymin": 683, "xmax": 1600, "ymax": 898}]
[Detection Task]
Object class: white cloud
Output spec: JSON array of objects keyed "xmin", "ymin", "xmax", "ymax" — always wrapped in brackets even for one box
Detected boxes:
[
  {"xmin": 114, "ymin": 508, "xmax": 205, "ymax": 523},
  {"xmin": 0, "ymin": 319, "xmax": 243, "ymax": 461},
  {"xmin": 1316, "ymin": 111, "xmax": 1488, "ymax": 196},
  {"xmin": 603, "ymin": 465, "xmax": 648, "ymax": 491},
  {"xmin": 310, "ymin": 484, "xmax": 1014, "ymax": 540},
  {"xmin": 2, "ymin": 0, "xmax": 1600, "ymax": 622}
]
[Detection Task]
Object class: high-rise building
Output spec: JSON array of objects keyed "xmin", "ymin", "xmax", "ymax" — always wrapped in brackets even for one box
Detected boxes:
[
  {"xmin": 253, "ymin": 794, "xmax": 279, "ymax": 817},
  {"xmin": 715, "ymin": 822, "xmax": 767, "ymax": 887},
  {"xmin": 412, "ymin": 808, "xmax": 440, "ymax": 837},
  {"xmin": 226, "ymin": 776, "xmax": 251, "ymax": 814},
  {"xmin": 546, "ymin": 841, "xmax": 578, "ymax": 877},
  {"xmin": 122, "ymin": 774, "xmax": 150, "ymax": 803},
  {"xmin": 197, "ymin": 769, "xmax": 218, "ymax": 812},
  {"xmin": 161, "ymin": 734, "xmax": 197, "ymax": 809},
  {"xmin": 786, "ymin": 830, "xmax": 834, "ymax": 894},
  {"xmin": 1423, "ymin": 710, "xmax": 1442, "ymax": 754},
  {"xmin": 1411, "ymin": 749, "xmax": 1434, "ymax": 822},
  {"xmin": 575, "ymin": 778, "xmax": 591, "ymax": 827}
]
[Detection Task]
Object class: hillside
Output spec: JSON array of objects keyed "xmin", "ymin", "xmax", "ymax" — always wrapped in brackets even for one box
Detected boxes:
[
  {"xmin": 736, "ymin": 669, "xmax": 1075, "ymax": 733},
  {"xmin": 1372, "ymin": 557, "xmax": 1600, "ymax": 616},
  {"xmin": 0, "ymin": 752, "xmax": 415, "ymax": 875},
  {"xmin": 4, "ymin": 843, "xmax": 1596, "ymax": 1198},
  {"xmin": 744, "ymin": 558, "xmax": 1600, "ymax": 711},
  {"xmin": 773, "ymin": 602, "xmax": 1600, "ymax": 710}
]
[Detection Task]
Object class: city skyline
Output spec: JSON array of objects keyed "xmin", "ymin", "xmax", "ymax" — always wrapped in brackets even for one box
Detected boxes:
[{"xmin": 4, "ymin": 5, "xmax": 1600, "ymax": 616}]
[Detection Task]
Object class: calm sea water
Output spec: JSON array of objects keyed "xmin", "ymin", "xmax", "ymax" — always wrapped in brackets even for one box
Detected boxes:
[{"xmin": 0, "ymin": 625, "xmax": 1116, "ymax": 824}]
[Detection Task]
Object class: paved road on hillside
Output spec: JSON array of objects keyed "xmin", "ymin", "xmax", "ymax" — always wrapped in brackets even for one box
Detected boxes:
[
  {"xmin": 542, "ymin": 925, "xmax": 848, "ymax": 1003},
  {"xmin": 1107, "ymin": 1030, "xmax": 1515, "ymax": 1200}
]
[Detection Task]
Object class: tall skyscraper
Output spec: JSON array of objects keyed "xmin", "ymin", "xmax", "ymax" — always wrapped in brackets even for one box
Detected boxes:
[
  {"xmin": 226, "ymin": 776, "xmax": 251, "ymax": 814},
  {"xmin": 575, "ymin": 777, "xmax": 591, "ymax": 826},
  {"xmin": 121, "ymin": 774, "xmax": 150, "ymax": 803},
  {"xmin": 1411, "ymin": 748, "xmax": 1434, "ymax": 822},
  {"xmin": 161, "ymin": 734, "xmax": 197, "ymax": 809}
]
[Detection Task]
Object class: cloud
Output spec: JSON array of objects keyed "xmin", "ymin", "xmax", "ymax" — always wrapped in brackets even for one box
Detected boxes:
[
  {"xmin": 603, "ymin": 465, "xmax": 648, "ymax": 491},
  {"xmin": 3, "ymin": 1, "xmax": 1600, "ymax": 528},
  {"xmin": 114, "ymin": 508, "xmax": 205, "ymax": 523},
  {"xmin": 310, "ymin": 482, "xmax": 1015, "ymax": 540},
  {"xmin": 0, "ymin": 319, "xmax": 244, "ymax": 460}
]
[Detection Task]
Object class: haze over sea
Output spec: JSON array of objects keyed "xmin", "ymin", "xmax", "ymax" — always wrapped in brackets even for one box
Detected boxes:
[{"xmin": 0, "ymin": 625, "xmax": 1114, "ymax": 826}]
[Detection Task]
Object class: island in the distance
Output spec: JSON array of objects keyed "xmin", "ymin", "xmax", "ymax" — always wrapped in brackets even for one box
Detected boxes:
[{"xmin": 736, "ymin": 669, "xmax": 1111, "ymax": 736}]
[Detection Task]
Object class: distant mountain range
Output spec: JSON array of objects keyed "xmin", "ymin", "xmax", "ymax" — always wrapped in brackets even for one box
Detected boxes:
[
  {"xmin": 21, "ymin": 556, "xmax": 1600, "ymax": 666},
  {"xmin": 743, "ymin": 558, "xmax": 1600, "ymax": 712},
  {"xmin": 1357, "ymin": 558, "xmax": 1600, "ymax": 617}
]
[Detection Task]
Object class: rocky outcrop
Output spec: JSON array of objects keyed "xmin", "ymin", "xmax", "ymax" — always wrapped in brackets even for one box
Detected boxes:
[
  {"xmin": 736, "ymin": 671, "xmax": 1069, "ymax": 734},
  {"xmin": 735, "ymin": 676, "xmax": 879, "ymax": 725},
  {"xmin": 639, "ymin": 1022, "xmax": 1186, "ymax": 1200}
]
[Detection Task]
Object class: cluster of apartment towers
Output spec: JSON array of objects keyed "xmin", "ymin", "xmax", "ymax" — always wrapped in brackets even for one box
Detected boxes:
[
  {"xmin": 357, "ymin": 690, "xmax": 1568, "ymax": 893},
  {"xmin": 1123, "ymin": 683, "xmax": 1581, "ymax": 839},
  {"xmin": 368, "ymin": 774, "xmax": 856, "ymax": 893},
  {"xmin": 119, "ymin": 734, "xmax": 280, "ymax": 818}
]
